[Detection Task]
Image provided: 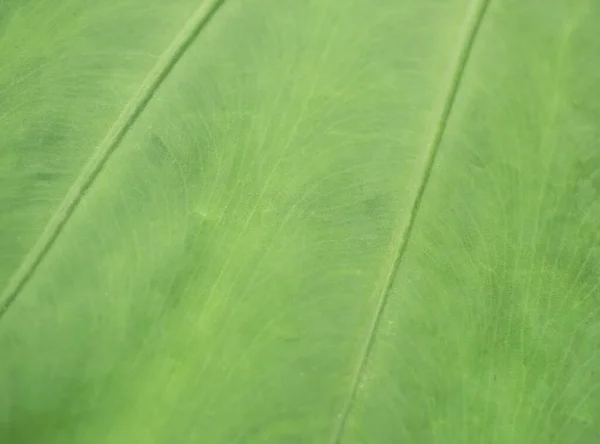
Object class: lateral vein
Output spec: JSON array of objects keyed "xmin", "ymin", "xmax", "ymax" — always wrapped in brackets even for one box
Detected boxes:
[
  {"xmin": 329, "ymin": 0, "xmax": 491, "ymax": 442},
  {"xmin": 0, "ymin": 0, "xmax": 226, "ymax": 319}
]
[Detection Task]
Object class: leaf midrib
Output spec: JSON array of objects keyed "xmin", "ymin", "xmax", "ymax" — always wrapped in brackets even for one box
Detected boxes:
[
  {"xmin": 0, "ymin": 0, "xmax": 225, "ymax": 319},
  {"xmin": 328, "ymin": 0, "xmax": 492, "ymax": 442}
]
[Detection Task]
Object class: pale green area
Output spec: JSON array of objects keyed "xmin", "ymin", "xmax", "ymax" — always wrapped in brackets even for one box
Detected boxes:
[{"xmin": 1, "ymin": 0, "xmax": 599, "ymax": 443}]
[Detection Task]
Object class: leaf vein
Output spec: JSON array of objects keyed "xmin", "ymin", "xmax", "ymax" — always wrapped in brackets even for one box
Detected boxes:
[
  {"xmin": 328, "ymin": 0, "xmax": 492, "ymax": 442},
  {"xmin": 0, "ymin": 0, "xmax": 226, "ymax": 320}
]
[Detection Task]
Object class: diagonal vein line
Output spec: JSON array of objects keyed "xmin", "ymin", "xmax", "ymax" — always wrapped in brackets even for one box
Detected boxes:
[
  {"xmin": 0, "ymin": 0, "xmax": 226, "ymax": 320},
  {"xmin": 329, "ymin": 0, "xmax": 491, "ymax": 442}
]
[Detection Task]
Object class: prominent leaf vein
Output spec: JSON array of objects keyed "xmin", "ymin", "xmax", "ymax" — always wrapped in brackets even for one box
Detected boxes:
[
  {"xmin": 329, "ymin": 0, "xmax": 492, "ymax": 442},
  {"xmin": 0, "ymin": 0, "xmax": 225, "ymax": 320}
]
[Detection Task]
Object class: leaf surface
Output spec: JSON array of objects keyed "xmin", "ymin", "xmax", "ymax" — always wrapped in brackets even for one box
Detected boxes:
[{"xmin": 1, "ymin": 0, "xmax": 599, "ymax": 443}]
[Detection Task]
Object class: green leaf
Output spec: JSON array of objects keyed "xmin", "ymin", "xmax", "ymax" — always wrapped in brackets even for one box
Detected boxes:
[{"xmin": 1, "ymin": 0, "xmax": 599, "ymax": 442}]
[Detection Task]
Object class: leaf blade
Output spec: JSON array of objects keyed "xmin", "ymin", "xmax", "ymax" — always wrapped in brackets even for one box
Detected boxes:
[
  {"xmin": 1, "ymin": 0, "xmax": 475, "ymax": 441},
  {"xmin": 2, "ymin": 0, "xmax": 600, "ymax": 443}
]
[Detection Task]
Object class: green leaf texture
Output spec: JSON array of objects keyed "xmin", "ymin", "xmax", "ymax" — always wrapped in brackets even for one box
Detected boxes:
[{"xmin": 1, "ymin": 0, "xmax": 599, "ymax": 442}]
